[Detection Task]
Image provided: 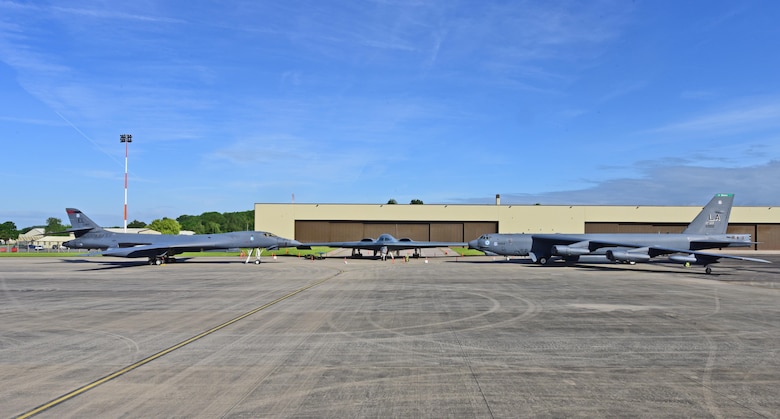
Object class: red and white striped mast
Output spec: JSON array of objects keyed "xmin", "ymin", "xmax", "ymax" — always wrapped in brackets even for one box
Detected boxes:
[{"xmin": 120, "ymin": 134, "xmax": 132, "ymax": 232}]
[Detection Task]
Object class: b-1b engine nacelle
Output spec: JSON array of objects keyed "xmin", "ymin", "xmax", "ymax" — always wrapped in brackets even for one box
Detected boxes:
[{"xmin": 605, "ymin": 249, "xmax": 651, "ymax": 263}]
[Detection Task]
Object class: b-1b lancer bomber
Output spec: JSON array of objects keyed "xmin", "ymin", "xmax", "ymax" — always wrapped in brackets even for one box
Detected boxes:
[
  {"xmin": 63, "ymin": 208, "xmax": 300, "ymax": 265},
  {"xmin": 469, "ymin": 194, "xmax": 769, "ymax": 274}
]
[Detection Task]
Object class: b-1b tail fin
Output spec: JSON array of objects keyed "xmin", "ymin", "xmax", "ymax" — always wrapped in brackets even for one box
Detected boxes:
[
  {"xmin": 65, "ymin": 208, "xmax": 103, "ymax": 237},
  {"xmin": 682, "ymin": 194, "xmax": 734, "ymax": 235}
]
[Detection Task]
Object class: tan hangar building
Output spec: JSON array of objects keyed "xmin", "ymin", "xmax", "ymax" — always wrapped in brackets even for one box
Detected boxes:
[{"xmin": 254, "ymin": 198, "xmax": 780, "ymax": 250}]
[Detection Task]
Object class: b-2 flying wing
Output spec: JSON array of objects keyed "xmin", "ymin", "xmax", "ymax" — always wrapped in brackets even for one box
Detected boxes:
[
  {"xmin": 299, "ymin": 233, "xmax": 467, "ymax": 260},
  {"xmin": 63, "ymin": 208, "xmax": 300, "ymax": 265}
]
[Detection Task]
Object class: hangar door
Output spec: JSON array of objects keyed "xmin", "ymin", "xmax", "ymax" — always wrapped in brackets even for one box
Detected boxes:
[
  {"xmin": 295, "ymin": 221, "xmax": 497, "ymax": 243},
  {"xmin": 585, "ymin": 222, "xmax": 687, "ymax": 234},
  {"xmin": 756, "ymin": 224, "xmax": 780, "ymax": 250}
]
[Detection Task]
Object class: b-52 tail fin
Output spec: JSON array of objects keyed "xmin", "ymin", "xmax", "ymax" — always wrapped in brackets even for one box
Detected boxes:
[
  {"xmin": 65, "ymin": 208, "xmax": 103, "ymax": 237},
  {"xmin": 682, "ymin": 193, "xmax": 734, "ymax": 235}
]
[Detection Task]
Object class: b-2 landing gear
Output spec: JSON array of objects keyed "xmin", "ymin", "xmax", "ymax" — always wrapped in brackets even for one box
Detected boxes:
[{"xmin": 148, "ymin": 255, "xmax": 175, "ymax": 265}]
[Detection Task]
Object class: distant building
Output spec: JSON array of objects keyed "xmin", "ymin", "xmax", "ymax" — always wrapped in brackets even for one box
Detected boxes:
[{"xmin": 14, "ymin": 227, "xmax": 162, "ymax": 250}]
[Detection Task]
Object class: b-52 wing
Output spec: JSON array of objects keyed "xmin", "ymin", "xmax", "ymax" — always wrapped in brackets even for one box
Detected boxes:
[
  {"xmin": 647, "ymin": 246, "xmax": 770, "ymax": 274},
  {"xmin": 530, "ymin": 234, "xmax": 769, "ymax": 274}
]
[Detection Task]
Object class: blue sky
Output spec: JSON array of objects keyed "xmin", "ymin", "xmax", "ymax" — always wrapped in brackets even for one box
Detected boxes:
[{"xmin": 2, "ymin": 1, "xmax": 780, "ymax": 228}]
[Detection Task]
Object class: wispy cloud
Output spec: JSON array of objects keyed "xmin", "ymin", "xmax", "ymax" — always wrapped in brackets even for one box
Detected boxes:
[
  {"xmin": 0, "ymin": 115, "xmax": 63, "ymax": 126},
  {"xmin": 651, "ymin": 102, "xmax": 780, "ymax": 136},
  {"xmin": 598, "ymin": 80, "xmax": 648, "ymax": 104},
  {"xmin": 3, "ymin": 1, "xmax": 779, "ymax": 228},
  {"xmin": 463, "ymin": 160, "xmax": 780, "ymax": 206},
  {"xmin": 48, "ymin": 5, "xmax": 184, "ymax": 24}
]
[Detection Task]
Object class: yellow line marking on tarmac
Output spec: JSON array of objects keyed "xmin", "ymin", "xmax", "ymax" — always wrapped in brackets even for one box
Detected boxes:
[{"xmin": 15, "ymin": 275, "xmax": 337, "ymax": 419}]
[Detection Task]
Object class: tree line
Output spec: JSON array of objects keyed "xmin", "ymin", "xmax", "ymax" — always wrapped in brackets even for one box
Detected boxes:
[{"xmin": 0, "ymin": 210, "xmax": 255, "ymax": 241}]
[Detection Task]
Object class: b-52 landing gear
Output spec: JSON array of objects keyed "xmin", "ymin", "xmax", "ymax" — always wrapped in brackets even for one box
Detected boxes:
[{"xmin": 683, "ymin": 261, "xmax": 714, "ymax": 274}]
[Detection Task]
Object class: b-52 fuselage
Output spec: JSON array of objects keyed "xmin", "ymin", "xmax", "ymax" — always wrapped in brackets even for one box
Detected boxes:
[{"xmin": 63, "ymin": 208, "xmax": 300, "ymax": 265}]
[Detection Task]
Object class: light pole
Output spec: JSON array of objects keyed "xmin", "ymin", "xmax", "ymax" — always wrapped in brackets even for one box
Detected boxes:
[{"xmin": 120, "ymin": 134, "xmax": 132, "ymax": 232}]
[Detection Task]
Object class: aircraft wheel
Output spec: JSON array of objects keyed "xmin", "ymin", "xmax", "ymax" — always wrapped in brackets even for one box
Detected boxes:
[
  {"xmin": 538, "ymin": 257, "xmax": 548, "ymax": 265},
  {"xmin": 155, "ymin": 258, "xmax": 162, "ymax": 266},
  {"xmin": 254, "ymin": 260, "xmax": 261, "ymax": 265},
  {"xmin": 705, "ymin": 266, "xmax": 712, "ymax": 275}
]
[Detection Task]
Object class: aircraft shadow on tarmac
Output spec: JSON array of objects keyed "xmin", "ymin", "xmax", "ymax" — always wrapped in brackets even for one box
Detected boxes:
[
  {"xmin": 452, "ymin": 258, "xmax": 528, "ymax": 265},
  {"xmin": 568, "ymin": 262, "xmax": 725, "ymax": 277},
  {"xmin": 449, "ymin": 257, "xmax": 760, "ymax": 277},
  {"xmin": 57, "ymin": 257, "xmax": 282, "ymax": 271}
]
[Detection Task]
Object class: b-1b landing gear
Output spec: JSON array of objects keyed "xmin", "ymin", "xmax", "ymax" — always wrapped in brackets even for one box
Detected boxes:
[{"xmin": 244, "ymin": 248, "xmax": 264, "ymax": 265}]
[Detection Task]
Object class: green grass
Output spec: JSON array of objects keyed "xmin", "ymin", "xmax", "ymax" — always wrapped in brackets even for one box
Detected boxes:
[
  {"xmin": 180, "ymin": 247, "xmax": 335, "ymax": 258},
  {"xmin": 0, "ymin": 251, "xmax": 82, "ymax": 257},
  {"xmin": 451, "ymin": 247, "xmax": 484, "ymax": 256}
]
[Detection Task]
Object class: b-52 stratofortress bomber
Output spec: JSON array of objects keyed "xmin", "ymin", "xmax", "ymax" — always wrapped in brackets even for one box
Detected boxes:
[
  {"xmin": 63, "ymin": 208, "xmax": 300, "ymax": 265},
  {"xmin": 469, "ymin": 194, "xmax": 770, "ymax": 274}
]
